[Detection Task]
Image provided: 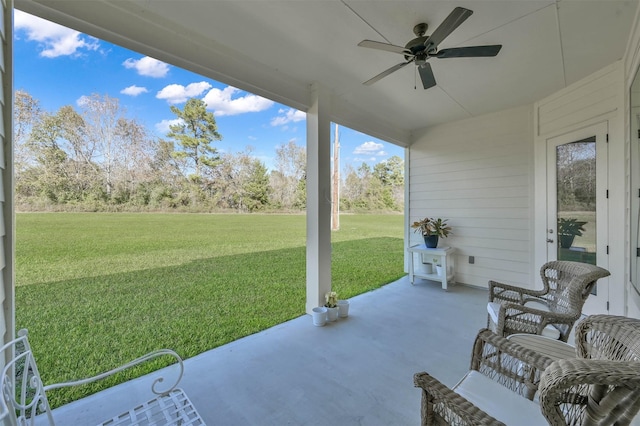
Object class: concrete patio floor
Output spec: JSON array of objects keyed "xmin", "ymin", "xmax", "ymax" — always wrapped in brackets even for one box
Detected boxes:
[{"xmin": 45, "ymin": 276, "xmax": 489, "ymax": 425}]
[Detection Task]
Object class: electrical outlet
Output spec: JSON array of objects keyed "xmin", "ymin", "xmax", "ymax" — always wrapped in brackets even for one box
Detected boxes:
[{"xmin": 469, "ymin": 256, "xmax": 475, "ymax": 264}]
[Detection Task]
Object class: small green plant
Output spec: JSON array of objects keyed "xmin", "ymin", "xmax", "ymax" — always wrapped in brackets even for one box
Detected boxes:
[{"xmin": 411, "ymin": 217, "xmax": 452, "ymax": 238}]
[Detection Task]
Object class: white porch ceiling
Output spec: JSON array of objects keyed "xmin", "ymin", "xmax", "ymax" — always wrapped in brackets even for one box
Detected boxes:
[{"xmin": 16, "ymin": 0, "xmax": 639, "ymax": 146}]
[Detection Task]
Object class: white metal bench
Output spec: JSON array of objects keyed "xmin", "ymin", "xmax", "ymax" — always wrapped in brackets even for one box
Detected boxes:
[{"xmin": 0, "ymin": 329, "xmax": 205, "ymax": 425}]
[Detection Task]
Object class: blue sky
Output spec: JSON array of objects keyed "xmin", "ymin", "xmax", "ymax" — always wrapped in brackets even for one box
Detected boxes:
[{"xmin": 13, "ymin": 10, "xmax": 404, "ymax": 172}]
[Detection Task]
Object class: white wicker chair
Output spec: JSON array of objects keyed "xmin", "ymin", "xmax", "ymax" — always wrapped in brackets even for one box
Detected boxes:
[
  {"xmin": 488, "ymin": 261, "xmax": 610, "ymax": 341},
  {"xmin": 0, "ymin": 329, "xmax": 205, "ymax": 425}
]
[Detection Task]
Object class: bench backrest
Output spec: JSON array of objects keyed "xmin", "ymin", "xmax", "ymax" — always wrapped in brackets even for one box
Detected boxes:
[{"xmin": 0, "ymin": 329, "xmax": 55, "ymax": 425}]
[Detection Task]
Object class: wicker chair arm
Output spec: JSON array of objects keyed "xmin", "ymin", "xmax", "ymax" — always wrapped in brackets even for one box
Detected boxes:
[
  {"xmin": 488, "ymin": 280, "xmax": 546, "ymax": 303},
  {"xmin": 493, "ymin": 302, "xmax": 579, "ymax": 339},
  {"xmin": 539, "ymin": 359, "xmax": 640, "ymax": 426},
  {"xmin": 499, "ymin": 302, "xmax": 579, "ymax": 323},
  {"xmin": 414, "ymin": 372, "xmax": 506, "ymax": 426}
]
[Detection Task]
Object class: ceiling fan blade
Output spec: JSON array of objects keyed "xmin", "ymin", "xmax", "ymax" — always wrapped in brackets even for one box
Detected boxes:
[
  {"xmin": 436, "ymin": 45, "xmax": 502, "ymax": 58},
  {"xmin": 363, "ymin": 61, "xmax": 412, "ymax": 86},
  {"xmin": 425, "ymin": 7, "xmax": 473, "ymax": 50},
  {"xmin": 418, "ymin": 62, "xmax": 436, "ymax": 89},
  {"xmin": 358, "ymin": 40, "xmax": 410, "ymax": 55}
]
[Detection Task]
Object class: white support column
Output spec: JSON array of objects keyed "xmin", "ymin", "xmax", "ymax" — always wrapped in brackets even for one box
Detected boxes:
[{"xmin": 306, "ymin": 84, "xmax": 332, "ymax": 313}]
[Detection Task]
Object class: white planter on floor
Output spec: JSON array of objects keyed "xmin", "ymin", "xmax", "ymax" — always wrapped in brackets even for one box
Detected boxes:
[
  {"xmin": 326, "ymin": 306, "xmax": 339, "ymax": 322},
  {"xmin": 312, "ymin": 307, "xmax": 327, "ymax": 326},
  {"xmin": 337, "ymin": 300, "xmax": 350, "ymax": 318}
]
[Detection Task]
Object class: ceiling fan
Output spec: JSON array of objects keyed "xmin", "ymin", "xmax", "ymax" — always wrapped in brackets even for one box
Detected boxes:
[{"xmin": 358, "ymin": 7, "xmax": 502, "ymax": 89}]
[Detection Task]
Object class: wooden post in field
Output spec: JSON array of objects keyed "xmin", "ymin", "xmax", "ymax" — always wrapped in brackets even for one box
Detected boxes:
[{"xmin": 332, "ymin": 123, "xmax": 340, "ymax": 230}]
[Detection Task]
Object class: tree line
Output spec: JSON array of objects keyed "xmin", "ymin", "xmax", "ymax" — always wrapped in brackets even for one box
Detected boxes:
[
  {"xmin": 556, "ymin": 140, "xmax": 596, "ymax": 211},
  {"xmin": 14, "ymin": 90, "xmax": 404, "ymax": 213}
]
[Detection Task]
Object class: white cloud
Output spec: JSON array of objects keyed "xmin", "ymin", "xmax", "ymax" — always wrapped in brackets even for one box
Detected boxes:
[
  {"xmin": 354, "ymin": 156, "xmax": 378, "ymax": 163},
  {"xmin": 202, "ymin": 87, "xmax": 274, "ymax": 116},
  {"xmin": 271, "ymin": 108, "xmax": 306, "ymax": 126},
  {"xmin": 14, "ymin": 10, "xmax": 99, "ymax": 58},
  {"xmin": 123, "ymin": 56, "xmax": 170, "ymax": 78},
  {"xmin": 76, "ymin": 95, "xmax": 90, "ymax": 107},
  {"xmin": 120, "ymin": 85, "xmax": 148, "ymax": 96},
  {"xmin": 155, "ymin": 118, "xmax": 184, "ymax": 135},
  {"xmin": 353, "ymin": 141, "xmax": 386, "ymax": 156},
  {"xmin": 156, "ymin": 82, "xmax": 212, "ymax": 104}
]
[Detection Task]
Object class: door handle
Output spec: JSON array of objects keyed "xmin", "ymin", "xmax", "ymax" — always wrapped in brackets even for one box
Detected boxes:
[{"xmin": 547, "ymin": 239, "xmax": 554, "ymax": 243}]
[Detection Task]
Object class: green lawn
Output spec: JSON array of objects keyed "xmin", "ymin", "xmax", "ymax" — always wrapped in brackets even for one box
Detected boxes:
[{"xmin": 16, "ymin": 213, "xmax": 404, "ymax": 407}]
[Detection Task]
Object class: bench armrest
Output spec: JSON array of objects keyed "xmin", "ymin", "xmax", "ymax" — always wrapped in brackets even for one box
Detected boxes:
[{"xmin": 43, "ymin": 348, "xmax": 184, "ymax": 397}]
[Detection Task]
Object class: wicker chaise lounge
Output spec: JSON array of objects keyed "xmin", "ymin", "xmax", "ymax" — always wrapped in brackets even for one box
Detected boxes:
[
  {"xmin": 414, "ymin": 315, "xmax": 640, "ymax": 425},
  {"xmin": 487, "ymin": 261, "xmax": 610, "ymax": 341}
]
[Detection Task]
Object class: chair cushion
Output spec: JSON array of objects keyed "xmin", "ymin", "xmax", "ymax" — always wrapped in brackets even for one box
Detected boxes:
[
  {"xmin": 487, "ymin": 302, "xmax": 561, "ymax": 339},
  {"xmin": 453, "ymin": 371, "xmax": 546, "ymax": 425}
]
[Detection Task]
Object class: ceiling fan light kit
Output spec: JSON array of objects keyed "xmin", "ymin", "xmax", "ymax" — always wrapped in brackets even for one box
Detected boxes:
[{"xmin": 358, "ymin": 7, "xmax": 502, "ymax": 89}]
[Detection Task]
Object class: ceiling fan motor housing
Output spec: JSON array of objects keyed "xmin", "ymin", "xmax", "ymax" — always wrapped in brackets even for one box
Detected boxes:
[{"xmin": 404, "ymin": 35, "xmax": 430, "ymax": 60}]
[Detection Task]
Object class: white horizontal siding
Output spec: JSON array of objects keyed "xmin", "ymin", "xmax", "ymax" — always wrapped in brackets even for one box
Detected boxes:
[
  {"xmin": 411, "ymin": 175, "xmax": 529, "ymax": 192},
  {"xmin": 409, "ymin": 104, "xmax": 534, "ymax": 289},
  {"xmin": 412, "ymin": 156, "xmax": 529, "ymax": 180},
  {"xmin": 537, "ymin": 64, "xmax": 620, "ymax": 137}
]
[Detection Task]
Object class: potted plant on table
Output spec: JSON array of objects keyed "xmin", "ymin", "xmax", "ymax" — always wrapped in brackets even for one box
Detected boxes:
[
  {"xmin": 411, "ymin": 217, "xmax": 452, "ymax": 248},
  {"xmin": 557, "ymin": 218, "xmax": 587, "ymax": 248}
]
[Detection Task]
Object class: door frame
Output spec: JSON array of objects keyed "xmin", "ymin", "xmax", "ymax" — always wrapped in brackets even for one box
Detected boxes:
[{"xmin": 544, "ymin": 122, "xmax": 609, "ymax": 314}]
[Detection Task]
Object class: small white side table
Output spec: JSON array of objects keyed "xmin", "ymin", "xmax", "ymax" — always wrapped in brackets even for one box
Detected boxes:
[{"xmin": 407, "ymin": 245, "xmax": 456, "ymax": 290}]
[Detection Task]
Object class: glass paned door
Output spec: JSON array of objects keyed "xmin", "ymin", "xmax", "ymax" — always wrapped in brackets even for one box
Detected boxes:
[
  {"xmin": 546, "ymin": 123, "xmax": 608, "ymax": 313},
  {"xmin": 556, "ymin": 137, "xmax": 597, "ymax": 265}
]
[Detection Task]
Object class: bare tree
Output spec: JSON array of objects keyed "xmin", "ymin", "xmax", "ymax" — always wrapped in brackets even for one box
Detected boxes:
[
  {"xmin": 114, "ymin": 117, "xmax": 154, "ymax": 200},
  {"xmin": 270, "ymin": 139, "xmax": 305, "ymax": 209},
  {"xmin": 55, "ymin": 105, "xmax": 101, "ymax": 197},
  {"xmin": 14, "ymin": 90, "xmax": 42, "ymax": 178},
  {"xmin": 78, "ymin": 93, "xmax": 126, "ymax": 197}
]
